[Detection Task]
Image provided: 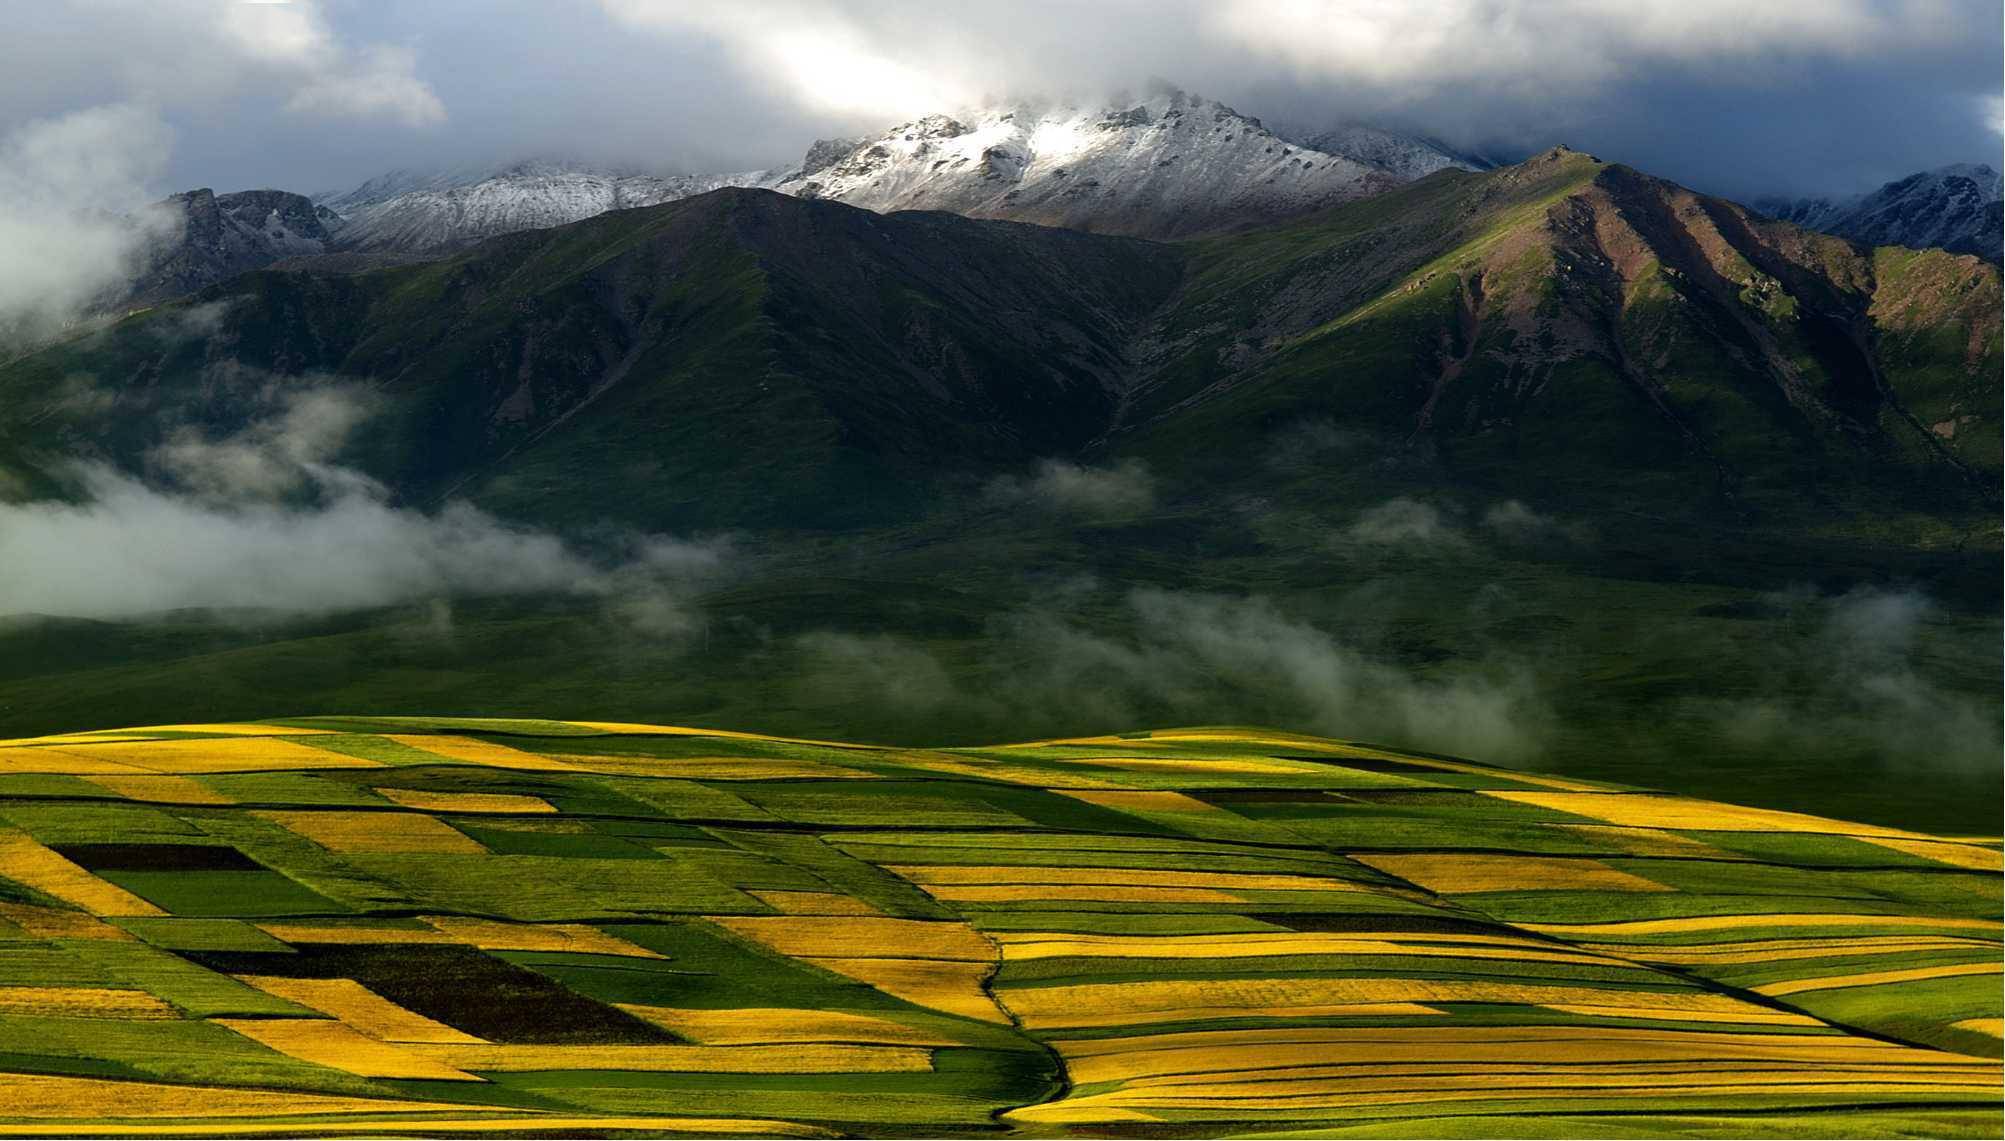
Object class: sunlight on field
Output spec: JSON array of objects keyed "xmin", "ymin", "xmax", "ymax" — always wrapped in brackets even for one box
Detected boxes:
[{"xmin": 0, "ymin": 719, "xmax": 1991, "ymax": 1136}]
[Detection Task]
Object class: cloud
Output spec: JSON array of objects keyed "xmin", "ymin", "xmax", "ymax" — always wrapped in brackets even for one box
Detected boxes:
[
  {"xmin": 603, "ymin": 1, "xmax": 968, "ymax": 120},
  {"xmin": 1346, "ymin": 497, "xmax": 1466, "ymax": 548},
  {"xmin": 1204, "ymin": 1, "xmax": 1907, "ymax": 92},
  {"xmin": 794, "ymin": 586, "xmax": 1548, "ymax": 762},
  {"xmin": 0, "ymin": 1, "xmax": 444, "ymax": 130},
  {"xmin": 0, "ymin": 104, "xmax": 175, "ymax": 338},
  {"xmin": 988, "ymin": 459, "xmax": 1156, "ymax": 517},
  {"xmin": 0, "ymin": 383, "xmax": 727, "ymax": 624},
  {"xmin": 1481, "ymin": 500, "xmax": 1589, "ymax": 548},
  {"xmin": 1703, "ymin": 587, "xmax": 2001, "ymax": 772},
  {"xmin": 284, "ymin": 45, "xmax": 446, "ymax": 128},
  {"xmin": 148, "ymin": 380, "xmax": 383, "ymax": 501},
  {"xmin": 1, "ymin": 2, "xmax": 1990, "ymax": 202}
]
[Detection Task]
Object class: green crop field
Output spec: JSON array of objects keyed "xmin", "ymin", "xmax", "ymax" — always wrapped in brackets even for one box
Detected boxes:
[{"xmin": 0, "ymin": 719, "xmax": 1996, "ymax": 1137}]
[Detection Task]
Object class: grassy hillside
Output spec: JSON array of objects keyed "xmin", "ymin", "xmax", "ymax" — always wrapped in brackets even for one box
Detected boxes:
[{"xmin": 0, "ymin": 720, "xmax": 1995, "ymax": 1136}]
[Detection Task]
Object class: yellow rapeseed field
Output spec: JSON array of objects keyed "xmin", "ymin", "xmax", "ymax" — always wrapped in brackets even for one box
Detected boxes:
[
  {"xmin": 235, "ymin": 977, "xmax": 485, "ymax": 1044},
  {"xmin": 920, "ymin": 884, "xmax": 1244, "ymax": 903},
  {"xmin": 992, "ymin": 931, "xmax": 1635, "ymax": 968},
  {"xmin": 254, "ymin": 921, "xmax": 459, "ymax": 945},
  {"xmin": 1003, "ymin": 977, "xmax": 1783, "ymax": 1029},
  {"xmin": 43, "ymin": 738, "xmax": 373, "ymax": 775},
  {"xmin": 216, "ymin": 1019, "xmax": 480, "ymax": 1081},
  {"xmin": 1537, "ymin": 1002, "xmax": 1822, "ymax": 1026},
  {"xmin": 1853, "ymin": 835, "xmax": 2004, "ymax": 871},
  {"xmin": 568, "ymin": 756, "xmax": 878, "ymax": 780},
  {"xmin": 0, "ymin": 832, "xmax": 164, "ymax": 916},
  {"xmin": 1056, "ymin": 790, "xmax": 1229, "ymax": 813},
  {"xmin": 407, "ymin": 1042, "xmax": 933, "ymax": 1073},
  {"xmin": 745, "ymin": 890, "xmax": 881, "ymax": 915},
  {"xmin": 0, "ymin": 902, "xmax": 136, "ymax": 940},
  {"xmin": 614, "ymin": 1005, "xmax": 957, "ymax": 1045},
  {"xmin": 0, "ymin": 1116, "xmax": 834, "ymax": 1137},
  {"xmin": 1483, "ymin": 791, "xmax": 1935, "ymax": 840},
  {"xmin": 119, "ymin": 724, "xmax": 335, "ymax": 736},
  {"xmin": 419, "ymin": 916, "xmax": 664, "ymax": 957},
  {"xmin": 714, "ymin": 916, "xmax": 993, "ymax": 960},
  {"xmin": 1523, "ymin": 913, "xmax": 2004, "ymax": 938},
  {"xmin": 1756, "ymin": 962, "xmax": 2000, "ymax": 997},
  {"xmin": 0, "ymin": 746, "xmax": 153, "ymax": 775},
  {"xmin": 371, "ymin": 789, "xmax": 556, "ymax": 814},
  {"xmin": 0, "ymin": 987, "xmax": 177, "ymax": 1020},
  {"xmin": 805, "ymin": 957, "xmax": 1010, "ymax": 1024},
  {"xmin": 887, "ymin": 865, "xmax": 1364, "ymax": 892},
  {"xmin": 257, "ymin": 811, "xmax": 486, "ymax": 855},
  {"xmin": 80, "ymin": 775, "xmax": 231, "ymax": 805},
  {"xmin": 1597, "ymin": 936, "xmax": 1997, "ymax": 965},
  {"xmin": 0, "ymin": 1073, "xmax": 461, "ymax": 1120},
  {"xmin": 1553, "ymin": 825, "xmax": 1732, "ymax": 858},
  {"xmin": 380, "ymin": 735, "xmax": 581, "ymax": 772},
  {"xmin": 1027, "ymin": 1002, "xmax": 1444, "ymax": 1032},
  {"xmin": 1353, "ymin": 853, "xmax": 1672, "ymax": 894}
]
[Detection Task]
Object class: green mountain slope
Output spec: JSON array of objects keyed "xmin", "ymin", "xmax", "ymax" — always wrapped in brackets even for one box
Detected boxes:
[{"xmin": 1122, "ymin": 148, "xmax": 1999, "ymax": 523}]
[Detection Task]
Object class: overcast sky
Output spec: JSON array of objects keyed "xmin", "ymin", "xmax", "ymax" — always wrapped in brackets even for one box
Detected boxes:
[{"xmin": 0, "ymin": 0, "xmax": 1998, "ymax": 206}]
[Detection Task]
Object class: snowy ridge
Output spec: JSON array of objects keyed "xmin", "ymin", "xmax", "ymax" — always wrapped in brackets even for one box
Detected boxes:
[
  {"xmin": 324, "ymin": 161, "xmax": 775, "ymax": 252},
  {"xmin": 1757, "ymin": 164, "xmax": 2001, "ymax": 261},
  {"xmin": 771, "ymin": 90, "xmax": 1396, "ymax": 238},
  {"xmin": 1298, "ymin": 124, "xmax": 1486, "ymax": 180}
]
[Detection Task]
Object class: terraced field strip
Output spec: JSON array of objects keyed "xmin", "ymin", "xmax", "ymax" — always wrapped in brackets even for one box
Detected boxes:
[{"xmin": 0, "ymin": 718, "xmax": 1995, "ymax": 1136}]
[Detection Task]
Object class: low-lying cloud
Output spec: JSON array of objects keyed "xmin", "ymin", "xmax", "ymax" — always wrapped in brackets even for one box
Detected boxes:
[
  {"xmin": 1704, "ymin": 587, "xmax": 2001, "ymax": 772},
  {"xmin": 796, "ymin": 586, "xmax": 1548, "ymax": 761},
  {"xmin": 987, "ymin": 459, "xmax": 1156, "ymax": 517},
  {"xmin": 0, "ymin": 383, "xmax": 728, "ymax": 626},
  {"xmin": 1342, "ymin": 497, "xmax": 1586, "ymax": 552}
]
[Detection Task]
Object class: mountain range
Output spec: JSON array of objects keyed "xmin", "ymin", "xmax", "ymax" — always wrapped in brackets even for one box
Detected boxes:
[
  {"xmin": 16, "ymin": 146, "xmax": 1995, "ymax": 532},
  {"xmin": 97, "ymin": 92, "xmax": 1995, "ymax": 320},
  {"xmin": 1756, "ymin": 163, "xmax": 2002, "ymax": 261}
]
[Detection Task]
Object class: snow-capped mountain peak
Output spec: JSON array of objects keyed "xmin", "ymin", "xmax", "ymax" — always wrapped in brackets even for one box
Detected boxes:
[
  {"xmin": 768, "ymin": 90, "xmax": 1398, "ymax": 238},
  {"xmin": 1756, "ymin": 163, "xmax": 2001, "ymax": 261}
]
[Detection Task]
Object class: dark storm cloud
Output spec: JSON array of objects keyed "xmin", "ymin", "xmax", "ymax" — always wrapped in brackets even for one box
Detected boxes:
[{"xmin": 0, "ymin": 1, "xmax": 1997, "ymax": 209}]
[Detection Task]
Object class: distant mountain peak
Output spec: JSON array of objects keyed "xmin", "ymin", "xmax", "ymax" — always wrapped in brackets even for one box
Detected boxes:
[
  {"xmin": 1755, "ymin": 163, "xmax": 2001, "ymax": 262},
  {"xmin": 767, "ymin": 88, "xmax": 1397, "ymax": 238}
]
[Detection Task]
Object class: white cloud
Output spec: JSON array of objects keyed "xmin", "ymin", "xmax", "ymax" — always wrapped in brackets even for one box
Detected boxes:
[
  {"xmin": 285, "ymin": 45, "xmax": 446, "ymax": 128},
  {"xmin": 601, "ymin": 0, "xmax": 971, "ymax": 119},
  {"xmin": 988, "ymin": 459, "xmax": 1156, "ymax": 517},
  {"xmin": 0, "ymin": 1, "xmax": 445, "ymax": 129},
  {"xmin": 0, "ymin": 384, "xmax": 728, "ymax": 622},
  {"xmin": 0, "ymin": 104, "xmax": 175, "ymax": 336},
  {"xmin": 1206, "ymin": 0, "xmax": 1919, "ymax": 91}
]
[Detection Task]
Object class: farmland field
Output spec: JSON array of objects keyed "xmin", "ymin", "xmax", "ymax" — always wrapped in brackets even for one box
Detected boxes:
[{"xmin": 0, "ymin": 719, "xmax": 1996, "ymax": 1137}]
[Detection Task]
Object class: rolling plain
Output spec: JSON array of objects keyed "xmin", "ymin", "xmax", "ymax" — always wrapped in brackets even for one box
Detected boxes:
[{"xmin": 0, "ymin": 718, "xmax": 1995, "ymax": 1137}]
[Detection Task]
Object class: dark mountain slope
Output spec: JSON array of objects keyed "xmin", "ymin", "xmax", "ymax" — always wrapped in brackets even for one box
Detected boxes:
[
  {"xmin": 121, "ymin": 188, "xmax": 342, "ymax": 310},
  {"xmin": 4, "ymin": 190, "xmax": 1179, "ymax": 528}
]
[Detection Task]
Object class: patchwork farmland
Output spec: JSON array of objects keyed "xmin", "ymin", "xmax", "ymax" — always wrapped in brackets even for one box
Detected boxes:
[{"xmin": 0, "ymin": 719, "xmax": 1996, "ymax": 1137}]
